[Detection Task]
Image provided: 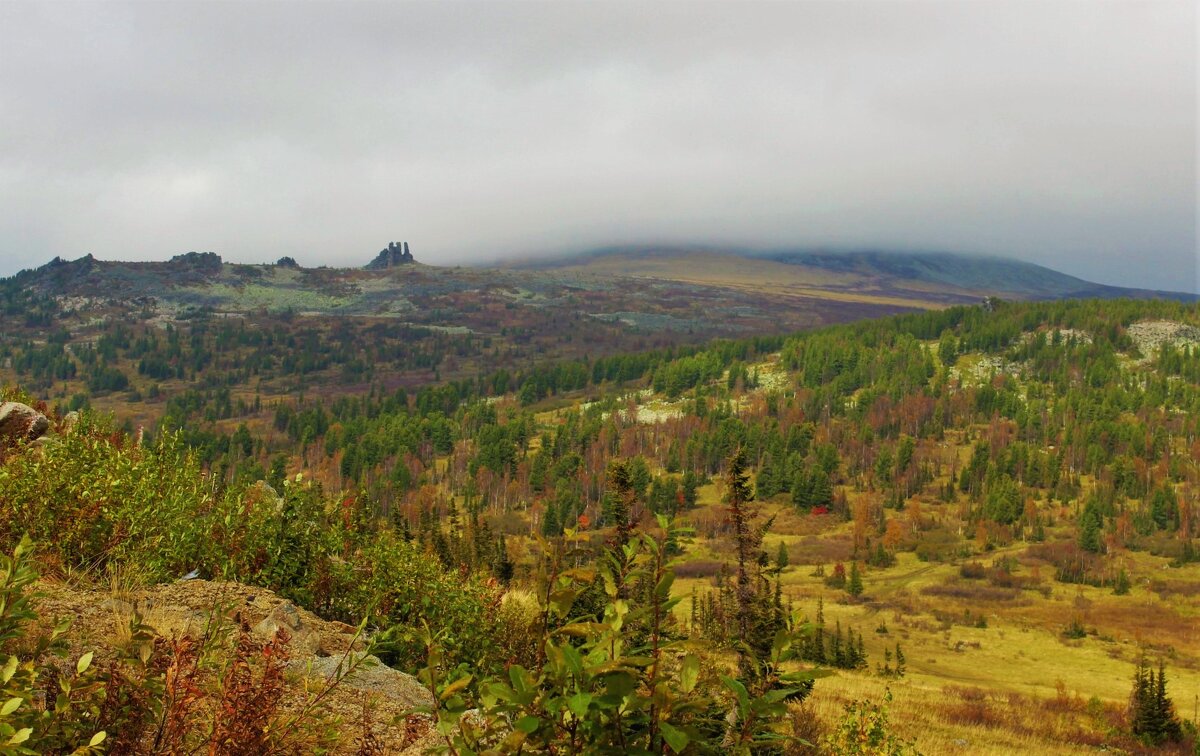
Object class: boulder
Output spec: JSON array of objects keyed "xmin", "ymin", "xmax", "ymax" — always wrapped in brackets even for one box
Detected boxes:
[
  {"xmin": 0, "ymin": 402, "xmax": 49, "ymax": 444},
  {"xmin": 296, "ymin": 654, "xmax": 434, "ymax": 710},
  {"xmin": 253, "ymin": 600, "xmax": 322, "ymax": 655}
]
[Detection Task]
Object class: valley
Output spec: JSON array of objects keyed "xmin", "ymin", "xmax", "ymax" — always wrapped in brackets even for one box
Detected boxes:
[{"xmin": 1, "ymin": 253, "xmax": 1199, "ymax": 753}]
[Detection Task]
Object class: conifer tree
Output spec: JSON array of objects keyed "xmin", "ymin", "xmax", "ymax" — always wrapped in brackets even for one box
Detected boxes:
[
  {"xmin": 726, "ymin": 448, "xmax": 757, "ymax": 647},
  {"xmin": 1130, "ymin": 656, "xmax": 1182, "ymax": 745},
  {"xmin": 847, "ymin": 561, "xmax": 864, "ymax": 597},
  {"xmin": 606, "ymin": 459, "xmax": 637, "ymax": 548}
]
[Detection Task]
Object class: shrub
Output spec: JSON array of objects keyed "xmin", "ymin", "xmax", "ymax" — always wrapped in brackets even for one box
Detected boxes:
[
  {"xmin": 0, "ymin": 415, "xmax": 216, "ymax": 579},
  {"xmin": 332, "ymin": 533, "xmax": 502, "ymax": 672},
  {"xmin": 414, "ymin": 517, "xmax": 820, "ymax": 754},
  {"xmin": 0, "ymin": 535, "xmax": 368, "ymax": 753},
  {"xmin": 1063, "ymin": 616, "xmax": 1087, "ymax": 640},
  {"xmin": 821, "ymin": 688, "xmax": 919, "ymax": 755}
]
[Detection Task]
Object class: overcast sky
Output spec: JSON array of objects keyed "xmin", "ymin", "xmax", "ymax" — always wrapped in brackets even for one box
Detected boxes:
[{"xmin": 0, "ymin": 1, "xmax": 1195, "ymax": 291}]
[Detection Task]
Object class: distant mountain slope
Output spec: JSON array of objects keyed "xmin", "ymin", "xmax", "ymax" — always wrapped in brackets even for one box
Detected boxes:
[
  {"xmin": 8, "ymin": 246, "xmax": 1192, "ymax": 332},
  {"xmin": 752, "ymin": 250, "xmax": 1189, "ymax": 301},
  {"xmin": 515, "ymin": 246, "xmax": 1194, "ymax": 304}
]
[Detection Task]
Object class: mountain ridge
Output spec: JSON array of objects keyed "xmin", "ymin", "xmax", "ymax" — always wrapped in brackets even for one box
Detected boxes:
[
  {"xmin": 513, "ymin": 245, "xmax": 1193, "ymax": 302},
  {"xmin": 11, "ymin": 246, "xmax": 1192, "ymax": 306}
]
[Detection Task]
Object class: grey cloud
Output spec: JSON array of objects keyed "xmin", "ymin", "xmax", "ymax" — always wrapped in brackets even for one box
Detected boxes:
[{"xmin": 0, "ymin": 0, "xmax": 1194, "ymax": 291}]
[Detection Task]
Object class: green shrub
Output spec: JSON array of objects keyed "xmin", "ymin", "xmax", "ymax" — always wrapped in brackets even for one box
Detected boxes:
[
  {"xmin": 0, "ymin": 415, "xmax": 215, "ymax": 579},
  {"xmin": 414, "ymin": 518, "xmax": 820, "ymax": 754},
  {"xmin": 822, "ymin": 689, "xmax": 920, "ymax": 755},
  {"xmin": 0, "ymin": 536, "xmax": 108, "ymax": 754}
]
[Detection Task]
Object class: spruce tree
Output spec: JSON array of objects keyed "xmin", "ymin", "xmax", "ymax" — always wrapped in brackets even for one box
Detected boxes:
[
  {"xmin": 847, "ymin": 561, "xmax": 864, "ymax": 597},
  {"xmin": 606, "ymin": 459, "xmax": 637, "ymax": 547},
  {"xmin": 1130, "ymin": 656, "xmax": 1182, "ymax": 745},
  {"xmin": 726, "ymin": 448, "xmax": 757, "ymax": 649}
]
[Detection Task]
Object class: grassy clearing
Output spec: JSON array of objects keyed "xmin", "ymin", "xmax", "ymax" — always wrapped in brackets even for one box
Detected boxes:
[{"xmin": 670, "ymin": 482, "xmax": 1200, "ymax": 753}]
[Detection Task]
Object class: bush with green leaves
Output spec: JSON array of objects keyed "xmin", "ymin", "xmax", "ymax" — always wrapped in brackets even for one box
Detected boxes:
[
  {"xmin": 0, "ymin": 414, "xmax": 216, "ymax": 580},
  {"xmin": 412, "ymin": 517, "xmax": 821, "ymax": 754},
  {"xmin": 329, "ymin": 532, "xmax": 504, "ymax": 672},
  {"xmin": 821, "ymin": 689, "xmax": 920, "ymax": 756},
  {"xmin": 0, "ymin": 536, "xmax": 108, "ymax": 755},
  {"xmin": 0, "ymin": 411, "xmax": 503, "ymax": 676}
]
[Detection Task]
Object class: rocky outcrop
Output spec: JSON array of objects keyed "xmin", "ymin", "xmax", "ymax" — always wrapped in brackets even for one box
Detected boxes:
[
  {"xmin": 365, "ymin": 241, "xmax": 415, "ymax": 269},
  {"xmin": 35, "ymin": 578, "xmax": 436, "ymax": 753},
  {"xmin": 1127, "ymin": 320, "xmax": 1200, "ymax": 360},
  {"xmin": 0, "ymin": 402, "xmax": 49, "ymax": 445},
  {"xmin": 169, "ymin": 251, "xmax": 223, "ymax": 270},
  {"xmin": 300, "ymin": 654, "xmax": 434, "ymax": 710}
]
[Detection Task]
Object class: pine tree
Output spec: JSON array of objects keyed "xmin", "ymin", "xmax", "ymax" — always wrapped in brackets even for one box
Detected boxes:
[
  {"xmin": 879, "ymin": 647, "xmax": 893, "ymax": 677},
  {"xmin": 606, "ymin": 459, "xmax": 637, "ymax": 547},
  {"xmin": 830, "ymin": 621, "xmax": 844, "ymax": 668},
  {"xmin": 847, "ymin": 561, "xmax": 864, "ymax": 597},
  {"xmin": 775, "ymin": 540, "xmax": 789, "ymax": 572},
  {"xmin": 1130, "ymin": 656, "xmax": 1182, "ymax": 745},
  {"xmin": 1113, "ymin": 568, "xmax": 1131, "ymax": 596},
  {"xmin": 493, "ymin": 536, "xmax": 514, "ymax": 583},
  {"xmin": 811, "ymin": 597, "xmax": 827, "ymax": 664},
  {"xmin": 689, "ymin": 585, "xmax": 699, "ymax": 634},
  {"xmin": 726, "ymin": 448, "xmax": 757, "ymax": 653},
  {"xmin": 541, "ymin": 501, "xmax": 561, "ymax": 537},
  {"xmin": 756, "ymin": 452, "xmax": 781, "ymax": 498}
]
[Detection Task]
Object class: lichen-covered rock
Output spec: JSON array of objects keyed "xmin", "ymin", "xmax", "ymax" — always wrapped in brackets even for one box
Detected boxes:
[
  {"xmin": 295, "ymin": 654, "xmax": 434, "ymax": 710},
  {"xmin": 0, "ymin": 402, "xmax": 49, "ymax": 445},
  {"xmin": 253, "ymin": 600, "xmax": 322, "ymax": 655},
  {"xmin": 33, "ymin": 578, "xmax": 432, "ymax": 753}
]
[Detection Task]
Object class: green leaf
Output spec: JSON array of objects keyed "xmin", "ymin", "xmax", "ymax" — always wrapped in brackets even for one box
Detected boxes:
[
  {"xmin": 655, "ymin": 571, "xmax": 674, "ymax": 598},
  {"xmin": 439, "ymin": 674, "xmax": 472, "ymax": 701},
  {"xmin": 560, "ymin": 643, "xmax": 585, "ymax": 676},
  {"xmin": 760, "ymin": 687, "xmax": 799, "ymax": 705},
  {"xmin": 548, "ymin": 587, "xmax": 579, "ymax": 617},
  {"xmin": 566, "ymin": 691, "xmax": 592, "ymax": 718},
  {"xmin": 0, "ymin": 657, "xmax": 16, "ymax": 684},
  {"xmin": 89, "ymin": 731, "xmax": 107, "ymax": 746},
  {"xmin": 660, "ymin": 721, "xmax": 690, "ymax": 754},
  {"xmin": 720, "ymin": 675, "xmax": 750, "ymax": 718},
  {"xmin": 7, "ymin": 728, "xmax": 30, "ymax": 745},
  {"xmin": 508, "ymin": 665, "xmax": 533, "ymax": 696},
  {"xmin": 680, "ymin": 654, "xmax": 699, "ymax": 694},
  {"xmin": 514, "ymin": 715, "xmax": 540, "ymax": 734},
  {"xmin": 76, "ymin": 651, "xmax": 94, "ymax": 675},
  {"xmin": 0, "ymin": 698, "xmax": 19, "ymax": 717},
  {"xmin": 558, "ymin": 622, "xmax": 605, "ymax": 638}
]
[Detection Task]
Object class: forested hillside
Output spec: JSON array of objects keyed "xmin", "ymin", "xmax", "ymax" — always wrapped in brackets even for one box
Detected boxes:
[{"xmin": 2, "ymin": 297, "xmax": 1200, "ymax": 753}]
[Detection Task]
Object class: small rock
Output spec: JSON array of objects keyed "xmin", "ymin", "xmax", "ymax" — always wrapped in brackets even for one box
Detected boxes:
[
  {"xmin": 98, "ymin": 598, "xmax": 134, "ymax": 615},
  {"xmin": 253, "ymin": 601, "xmax": 320, "ymax": 655},
  {"xmin": 0, "ymin": 402, "xmax": 50, "ymax": 444}
]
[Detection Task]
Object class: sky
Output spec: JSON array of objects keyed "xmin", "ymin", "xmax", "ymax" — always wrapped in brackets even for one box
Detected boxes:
[{"xmin": 0, "ymin": 1, "xmax": 1195, "ymax": 292}]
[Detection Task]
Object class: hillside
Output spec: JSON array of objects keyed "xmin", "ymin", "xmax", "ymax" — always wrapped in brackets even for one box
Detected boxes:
[
  {"xmin": 3, "ymin": 297, "xmax": 1200, "ymax": 753},
  {"xmin": 518, "ymin": 246, "xmax": 1193, "ymax": 305},
  {"xmin": 4, "ymin": 246, "xmax": 1187, "ymax": 437}
]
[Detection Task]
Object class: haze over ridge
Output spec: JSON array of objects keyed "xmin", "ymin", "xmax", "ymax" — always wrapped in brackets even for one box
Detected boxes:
[{"xmin": 0, "ymin": 1, "xmax": 1194, "ymax": 291}]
